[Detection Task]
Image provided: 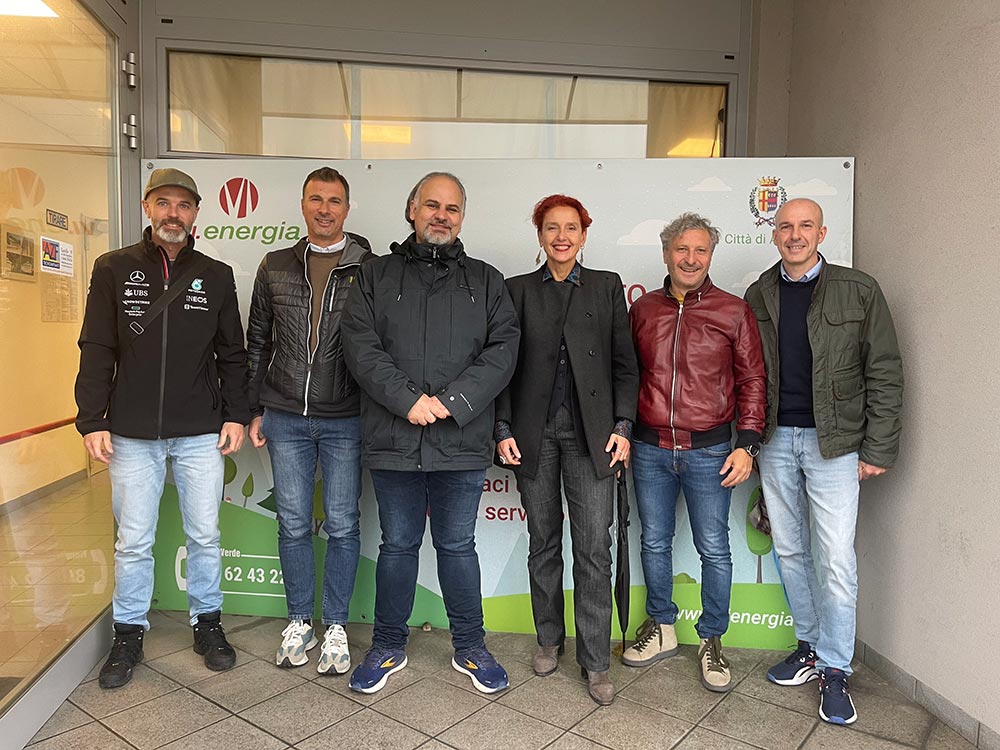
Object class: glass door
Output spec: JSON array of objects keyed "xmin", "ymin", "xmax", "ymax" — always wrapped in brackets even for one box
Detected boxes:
[{"xmin": 0, "ymin": 0, "xmax": 135, "ymax": 716}]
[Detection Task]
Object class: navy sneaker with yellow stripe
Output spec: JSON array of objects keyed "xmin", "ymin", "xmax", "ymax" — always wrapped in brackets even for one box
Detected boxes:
[
  {"xmin": 452, "ymin": 646, "xmax": 509, "ymax": 693},
  {"xmin": 349, "ymin": 647, "xmax": 407, "ymax": 694}
]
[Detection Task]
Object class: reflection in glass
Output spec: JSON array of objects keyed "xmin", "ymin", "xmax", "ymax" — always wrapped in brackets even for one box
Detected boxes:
[
  {"xmin": 0, "ymin": 0, "xmax": 117, "ymax": 716},
  {"xmin": 167, "ymin": 51, "xmax": 727, "ymax": 159}
]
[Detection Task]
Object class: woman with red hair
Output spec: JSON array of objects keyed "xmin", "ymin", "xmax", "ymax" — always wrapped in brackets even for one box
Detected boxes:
[{"xmin": 494, "ymin": 194, "xmax": 638, "ymax": 704}]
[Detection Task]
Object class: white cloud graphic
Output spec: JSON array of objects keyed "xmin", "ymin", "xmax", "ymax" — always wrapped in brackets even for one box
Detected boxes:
[
  {"xmin": 617, "ymin": 219, "xmax": 666, "ymax": 246},
  {"xmin": 687, "ymin": 176, "xmax": 733, "ymax": 192},
  {"xmin": 783, "ymin": 178, "xmax": 838, "ymax": 196}
]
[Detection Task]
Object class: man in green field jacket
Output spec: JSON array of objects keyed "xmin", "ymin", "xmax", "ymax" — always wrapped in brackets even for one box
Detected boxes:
[{"xmin": 743, "ymin": 198, "xmax": 903, "ymax": 727}]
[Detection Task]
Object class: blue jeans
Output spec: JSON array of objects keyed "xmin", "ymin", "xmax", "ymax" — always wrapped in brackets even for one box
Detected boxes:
[
  {"xmin": 757, "ymin": 426, "xmax": 858, "ymax": 673},
  {"xmin": 109, "ymin": 433, "xmax": 224, "ymax": 628},
  {"xmin": 262, "ymin": 408, "xmax": 362, "ymax": 625},
  {"xmin": 632, "ymin": 439, "xmax": 734, "ymax": 638},
  {"xmin": 369, "ymin": 469, "xmax": 486, "ymax": 651}
]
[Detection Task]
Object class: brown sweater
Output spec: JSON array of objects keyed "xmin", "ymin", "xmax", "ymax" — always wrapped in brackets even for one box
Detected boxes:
[{"xmin": 307, "ymin": 249, "xmax": 343, "ymax": 352}]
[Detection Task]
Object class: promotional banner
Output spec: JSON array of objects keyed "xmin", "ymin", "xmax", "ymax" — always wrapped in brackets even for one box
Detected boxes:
[{"xmin": 150, "ymin": 157, "xmax": 854, "ymax": 648}]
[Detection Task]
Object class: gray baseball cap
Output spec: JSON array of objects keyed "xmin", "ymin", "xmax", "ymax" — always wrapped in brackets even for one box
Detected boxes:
[{"xmin": 143, "ymin": 168, "xmax": 201, "ymax": 204}]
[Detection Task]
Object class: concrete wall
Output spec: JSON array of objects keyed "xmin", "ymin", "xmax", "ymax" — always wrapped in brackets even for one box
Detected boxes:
[
  {"xmin": 780, "ymin": 0, "xmax": 1000, "ymax": 733},
  {"xmin": 747, "ymin": 0, "xmax": 791, "ymax": 156}
]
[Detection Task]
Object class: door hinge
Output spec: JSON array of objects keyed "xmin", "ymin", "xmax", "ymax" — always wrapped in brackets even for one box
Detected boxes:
[
  {"xmin": 121, "ymin": 51, "xmax": 138, "ymax": 89},
  {"xmin": 122, "ymin": 114, "xmax": 139, "ymax": 150}
]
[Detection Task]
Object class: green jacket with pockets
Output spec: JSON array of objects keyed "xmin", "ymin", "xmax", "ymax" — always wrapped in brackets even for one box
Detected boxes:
[{"xmin": 744, "ymin": 259, "xmax": 903, "ymax": 467}]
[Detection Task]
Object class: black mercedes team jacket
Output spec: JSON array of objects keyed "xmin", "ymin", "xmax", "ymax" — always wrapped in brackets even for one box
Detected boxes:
[
  {"xmin": 75, "ymin": 228, "xmax": 250, "ymax": 439},
  {"xmin": 246, "ymin": 233, "xmax": 375, "ymax": 419}
]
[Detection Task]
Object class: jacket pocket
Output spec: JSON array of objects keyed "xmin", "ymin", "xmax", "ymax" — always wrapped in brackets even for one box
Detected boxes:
[
  {"xmin": 364, "ymin": 407, "xmax": 397, "ymax": 452},
  {"xmin": 375, "ymin": 287, "xmax": 425, "ymax": 361},
  {"xmin": 824, "ymin": 307, "xmax": 866, "ymax": 371},
  {"xmin": 459, "ymin": 413, "xmax": 491, "ymax": 455},
  {"xmin": 204, "ymin": 367, "xmax": 220, "ymax": 411},
  {"xmin": 448, "ymin": 290, "xmax": 486, "ymax": 363},
  {"xmin": 824, "ymin": 307, "xmax": 865, "ymax": 325},
  {"xmin": 832, "ymin": 365, "xmax": 866, "ymax": 434}
]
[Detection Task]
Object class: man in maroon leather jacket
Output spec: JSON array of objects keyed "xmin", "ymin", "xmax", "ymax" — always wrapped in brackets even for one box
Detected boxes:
[{"xmin": 621, "ymin": 212, "xmax": 766, "ymax": 694}]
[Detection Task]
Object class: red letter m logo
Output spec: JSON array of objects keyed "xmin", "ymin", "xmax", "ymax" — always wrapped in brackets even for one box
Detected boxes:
[{"xmin": 219, "ymin": 177, "xmax": 259, "ymax": 218}]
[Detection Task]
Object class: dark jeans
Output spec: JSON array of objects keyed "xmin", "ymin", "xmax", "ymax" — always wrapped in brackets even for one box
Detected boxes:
[
  {"xmin": 518, "ymin": 406, "xmax": 614, "ymax": 672},
  {"xmin": 369, "ymin": 468, "xmax": 487, "ymax": 651},
  {"xmin": 263, "ymin": 408, "xmax": 362, "ymax": 625}
]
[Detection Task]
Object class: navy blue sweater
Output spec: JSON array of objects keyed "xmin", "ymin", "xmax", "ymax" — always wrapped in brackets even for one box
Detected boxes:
[{"xmin": 777, "ymin": 276, "xmax": 819, "ymax": 427}]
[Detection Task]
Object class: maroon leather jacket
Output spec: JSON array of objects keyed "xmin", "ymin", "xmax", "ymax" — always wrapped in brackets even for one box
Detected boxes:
[{"xmin": 629, "ymin": 277, "xmax": 766, "ymax": 450}]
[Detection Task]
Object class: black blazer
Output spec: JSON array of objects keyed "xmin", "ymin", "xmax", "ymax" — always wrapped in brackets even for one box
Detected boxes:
[{"xmin": 495, "ymin": 265, "xmax": 639, "ymax": 480}]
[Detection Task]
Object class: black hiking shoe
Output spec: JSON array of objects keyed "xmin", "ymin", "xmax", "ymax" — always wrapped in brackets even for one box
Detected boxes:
[
  {"xmin": 99, "ymin": 623, "xmax": 144, "ymax": 689},
  {"xmin": 192, "ymin": 611, "xmax": 236, "ymax": 671}
]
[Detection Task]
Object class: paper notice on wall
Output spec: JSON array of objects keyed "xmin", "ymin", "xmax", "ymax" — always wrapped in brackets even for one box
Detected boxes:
[
  {"xmin": 40, "ymin": 269, "xmax": 80, "ymax": 322},
  {"xmin": 40, "ymin": 236, "xmax": 74, "ymax": 277}
]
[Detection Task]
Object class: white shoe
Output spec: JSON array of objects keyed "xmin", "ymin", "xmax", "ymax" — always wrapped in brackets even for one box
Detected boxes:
[
  {"xmin": 317, "ymin": 624, "xmax": 351, "ymax": 675},
  {"xmin": 275, "ymin": 620, "xmax": 317, "ymax": 668}
]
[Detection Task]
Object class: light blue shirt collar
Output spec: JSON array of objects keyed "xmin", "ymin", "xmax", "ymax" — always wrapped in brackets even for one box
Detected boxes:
[{"xmin": 780, "ymin": 255, "xmax": 823, "ymax": 283}]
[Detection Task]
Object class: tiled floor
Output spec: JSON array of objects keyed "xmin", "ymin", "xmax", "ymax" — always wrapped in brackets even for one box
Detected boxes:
[
  {"xmin": 28, "ymin": 610, "xmax": 975, "ymax": 750},
  {"xmin": 0, "ymin": 473, "xmax": 113, "ymax": 714}
]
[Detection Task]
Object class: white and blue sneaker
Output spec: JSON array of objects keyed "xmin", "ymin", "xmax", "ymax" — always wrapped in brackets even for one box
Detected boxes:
[
  {"xmin": 767, "ymin": 640, "xmax": 820, "ymax": 686},
  {"xmin": 317, "ymin": 624, "xmax": 351, "ymax": 675},
  {"xmin": 275, "ymin": 620, "xmax": 317, "ymax": 668},
  {"xmin": 819, "ymin": 668, "xmax": 857, "ymax": 725},
  {"xmin": 452, "ymin": 646, "xmax": 509, "ymax": 694},
  {"xmin": 349, "ymin": 647, "xmax": 407, "ymax": 693}
]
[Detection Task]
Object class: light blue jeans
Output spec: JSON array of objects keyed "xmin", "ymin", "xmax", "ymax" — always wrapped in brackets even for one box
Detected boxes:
[
  {"xmin": 109, "ymin": 433, "xmax": 225, "ymax": 628},
  {"xmin": 757, "ymin": 426, "xmax": 859, "ymax": 673}
]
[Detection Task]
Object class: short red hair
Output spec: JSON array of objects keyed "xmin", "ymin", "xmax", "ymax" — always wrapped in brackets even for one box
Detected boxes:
[{"xmin": 531, "ymin": 194, "xmax": 593, "ymax": 232}]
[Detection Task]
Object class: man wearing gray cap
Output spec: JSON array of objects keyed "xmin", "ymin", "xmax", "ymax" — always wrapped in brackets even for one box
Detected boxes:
[{"xmin": 75, "ymin": 168, "xmax": 250, "ymax": 688}]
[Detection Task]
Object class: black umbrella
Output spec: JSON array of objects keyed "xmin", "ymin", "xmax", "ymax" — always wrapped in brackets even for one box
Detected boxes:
[{"xmin": 614, "ymin": 471, "xmax": 631, "ymax": 653}]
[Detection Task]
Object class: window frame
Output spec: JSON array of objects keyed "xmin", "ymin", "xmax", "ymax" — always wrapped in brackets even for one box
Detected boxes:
[{"xmin": 150, "ymin": 39, "xmax": 744, "ymax": 161}]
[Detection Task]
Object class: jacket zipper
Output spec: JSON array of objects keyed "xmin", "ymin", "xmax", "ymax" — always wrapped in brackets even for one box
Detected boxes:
[
  {"xmin": 157, "ymin": 250, "xmax": 170, "ymax": 438},
  {"xmin": 306, "ymin": 274, "xmax": 337, "ymax": 409},
  {"xmin": 301, "ymin": 256, "xmax": 359, "ymax": 415},
  {"xmin": 303, "ymin": 261, "xmax": 316, "ymax": 417},
  {"xmin": 669, "ymin": 299, "xmax": 684, "ymax": 448}
]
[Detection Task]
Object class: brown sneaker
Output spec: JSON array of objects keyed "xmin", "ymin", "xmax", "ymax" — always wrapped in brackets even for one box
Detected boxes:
[
  {"xmin": 582, "ymin": 668, "xmax": 615, "ymax": 705},
  {"xmin": 621, "ymin": 618, "xmax": 678, "ymax": 666},
  {"xmin": 698, "ymin": 636, "xmax": 733, "ymax": 692},
  {"xmin": 532, "ymin": 644, "xmax": 563, "ymax": 676}
]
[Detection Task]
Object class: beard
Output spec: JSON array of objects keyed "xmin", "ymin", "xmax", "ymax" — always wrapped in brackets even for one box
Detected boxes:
[
  {"xmin": 153, "ymin": 220, "xmax": 189, "ymax": 245},
  {"xmin": 419, "ymin": 223, "xmax": 455, "ymax": 246}
]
